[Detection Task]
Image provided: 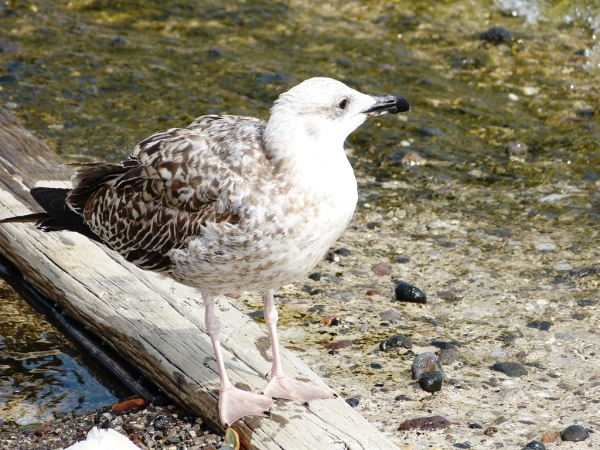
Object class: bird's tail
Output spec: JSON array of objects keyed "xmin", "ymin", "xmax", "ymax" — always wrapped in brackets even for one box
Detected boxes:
[{"xmin": 0, "ymin": 187, "xmax": 102, "ymax": 242}]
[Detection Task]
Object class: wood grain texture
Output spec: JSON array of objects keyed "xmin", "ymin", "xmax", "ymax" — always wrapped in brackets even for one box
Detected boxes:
[{"xmin": 0, "ymin": 108, "xmax": 398, "ymax": 450}]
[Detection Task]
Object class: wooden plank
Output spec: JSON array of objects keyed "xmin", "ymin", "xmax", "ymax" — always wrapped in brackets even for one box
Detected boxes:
[{"xmin": 0, "ymin": 107, "xmax": 399, "ymax": 450}]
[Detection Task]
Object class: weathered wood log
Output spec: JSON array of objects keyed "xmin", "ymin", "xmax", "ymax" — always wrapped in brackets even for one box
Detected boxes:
[{"xmin": 0, "ymin": 107, "xmax": 398, "ymax": 450}]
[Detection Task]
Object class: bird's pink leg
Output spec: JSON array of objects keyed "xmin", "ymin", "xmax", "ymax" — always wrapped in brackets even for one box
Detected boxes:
[
  {"xmin": 260, "ymin": 289, "xmax": 337, "ymax": 404},
  {"xmin": 203, "ymin": 293, "xmax": 274, "ymax": 427}
]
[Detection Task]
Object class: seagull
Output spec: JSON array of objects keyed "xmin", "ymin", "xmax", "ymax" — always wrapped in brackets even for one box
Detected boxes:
[{"xmin": 2, "ymin": 77, "xmax": 409, "ymax": 426}]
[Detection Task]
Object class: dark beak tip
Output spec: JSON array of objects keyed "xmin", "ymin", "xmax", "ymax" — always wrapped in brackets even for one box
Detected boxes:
[{"xmin": 363, "ymin": 94, "xmax": 410, "ymax": 116}]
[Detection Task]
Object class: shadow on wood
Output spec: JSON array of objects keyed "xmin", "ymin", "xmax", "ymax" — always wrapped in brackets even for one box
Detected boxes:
[{"xmin": 0, "ymin": 107, "xmax": 398, "ymax": 449}]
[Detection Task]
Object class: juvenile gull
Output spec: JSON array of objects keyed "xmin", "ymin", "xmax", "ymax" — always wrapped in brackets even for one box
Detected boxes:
[{"xmin": 2, "ymin": 77, "xmax": 410, "ymax": 426}]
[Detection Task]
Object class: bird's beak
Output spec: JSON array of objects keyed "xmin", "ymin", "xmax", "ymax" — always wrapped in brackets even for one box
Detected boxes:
[{"xmin": 361, "ymin": 94, "xmax": 410, "ymax": 116}]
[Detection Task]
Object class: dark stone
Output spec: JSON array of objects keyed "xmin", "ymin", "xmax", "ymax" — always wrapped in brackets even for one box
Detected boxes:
[
  {"xmin": 490, "ymin": 361, "xmax": 528, "ymax": 377},
  {"xmin": 0, "ymin": 74, "xmax": 18, "ymax": 84},
  {"xmin": 334, "ymin": 247, "xmax": 351, "ymax": 256},
  {"xmin": 206, "ymin": 48, "xmax": 222, "ymax": 61},
  {"xmin": 335, "ymin": 59, "xmax": 355, "ymax": 67},
  {"xmin": 560, "ymin": 424, "xmax": 589, "ymax": 442},
  {"xmin": 330, "ymin": 318, "xmax": 342, "ymax": 326},
  {"xmin": 430, "ymin": 340, "xmax": 460, "ymax": 349},
  {"xmin": 526, "ymin": 320, "xmax": 552, "ymax": 331},
  {"xmin": 397, "ymin": 415, "xmax": 450, "ymax": 431},
  {"xmin": 370, "ymin": 363, "xmax": 383, "ymax": 370},
  {"xmin": 111, "ymin": 37, "xmax": 127, "ymax": 47},
  {"xmin": 576, "ymin": 109, "xmax": 594, "ymax": 119},
  {"xmin": 524, "ymin": 440, "xmax": 546, "ymax": 449},
  {"xmin": 479, "ymin": 26, "xmax": 513, "ymax": 43},
  {"xmin": 419, "ymin": 371, "xmax": 443, "ymax": 393},
  {"xmin": 417, "ymin": 127, "xmax": 442, "ymax": 137},
  {"xmin": 308, "ymin": 272, "xmax": 322, "ymax": 281},
  {"xmin": 395, "ymin": 395, "xmax": 410, "ymax": 401},
  {"xmin": 379, "ymin": 334, "xmax": 412, "ymax": 351},
  {"xmin": 468, "ymin": 423, "xmax": 483, "ymax": 429},
  {"xmin": 453, "ymin": 443, "xmax": 472, "ymax": 449},
  {"xmin": 366, "ymin": 221, "xmax": 380, "ymax": 229},
  {"xmin": 345, "ymin": 397, "xmax": 360, "ymax": 408},
  {"xmin": 395, "ymin": 281, "xmax": 427, "ymax": 303},
  {"xmin": 576, "ymin": 298, "xmax": 598, "ymax": 307},
  {"xmin": 309, "ymin": 288, "xmax": 325, "ymax": 296},
  {"xmin": 256, "ymin": 72, "xmax": 285, "ymax": 84},
  {"xmin": 248, "ymin": 310, "xmax": 264, "ymax": 319},
  {"xmin": 569, "ymin": 266, "xmax": 600, "ymax": 279},
  {"xmin": 397, "ymin": 257, "xmax": 410, "ymax": 264}
]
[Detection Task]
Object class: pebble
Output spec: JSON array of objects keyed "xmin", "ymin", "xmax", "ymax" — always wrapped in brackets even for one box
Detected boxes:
[
  {"xmin": 326, "ymin": 251, "xmax": 341, "ymax": 262},
  {"xmin": 370, "ymin": 363, "xmax": 383, "ymax": 370},
  {"xmin": 395, "ymin": 281, "xmax": 427, "ymax": 303},
  {"xmin": 371, "ymin": 262, "xmax": 392, "ymax": 276},
  {"xmin": 378, "ymin": 309, "xmax": 401, "ymax": 322},
  {"xmin": 334, "ymin": 247, "xmax": 352, "ymax": 257},
  {"xmin": 308, "ymin": 272, "xmax": 322, "ymax": 281},
  {"xmin": 323, "ymin": 340, "xmax": 352, "ymax": 350},
  {"xmin": 379, "ymin": 334, "xmax": 412, "ymax": 351},
  {"xmin": 484, "ymin": 427, "xmax": 498, "ymax": 436},
  {"xmin": 34, "ymin": 424, "xmax": 52, "ymax": 436},
  {"xmin": 535, "ymin": 243, "xmax": 557, "ymax": 251},
  {"xmin": 345, "ymin": 397, "xmax": 360, "ymax": 408},
  {"xmin": 524, "ymin": 441, "xmax": 545, "ymax": 450},
  {"xmin": 206, "ymin": 48, "xmax": 223, "ymax": 61},
  {"xmin": 490, "ymin": 361, "xmax": 528, "ymax": 377},
  {"xmin": 577, "ymin": 298, "xmax": 598, "ymax": 307},
  {"xmin": 505, "ymin": 140, "xmax": 528, "ymax": 156},
  {"xmin": 412, "ymin": 352, "xmax": 441, "ymax": 379},
  {"xmin": 401, "ymin": 151, "xmax": 427, "ymax": 166},
  {"xmin": 541, "ymin": 431, "xmax": 559, "ymax": 443},
  {"xmin": 419, "ymin": 371, "xmax": 444, "ymax": 393},
  {"xmin": 468, "ymin": 423, "xmax": 482, "ymax": 429},
  {"xmin": 397, "ymin": 257, "xmax": 410, "ymax": 264},
  {"xmin": 112, "ymin": 398, "xmax": 145, "ymax": 412},
  {"xmin": 526, "ymin": 320, "xmax": 552, "ymax": 331},
  {"xmin": 438, "ymin": 348, "xmax": 459, "ymax": 365},
  {"xmin": 397, "ymin": 415, "xmax": 450, "ymax": 431},
  {"xmin": 479, "ymin": 26, "xmax": 514, "ymax": 43},
  {"xmin": 560, "ymin": 424, "xmax": 589, "ymax": 442}
]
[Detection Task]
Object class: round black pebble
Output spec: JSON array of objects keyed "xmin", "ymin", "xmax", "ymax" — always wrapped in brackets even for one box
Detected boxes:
[
  {"xmin": 370, "ymin": 363, "xmax": 383, "ymax": 370},
  {"xmin": 418, "ymin": 371, "xmax": 443, "ymax": 393},
  {"xmin": 394, "ymin": 281, "xmax": 427, "ymax": 303},
  {"xmin": 468, "ymin": 423, "xmax": 483, "ymax": 429},
  {"xmin": 524, "ymin": 440, "xmax": 545, "ymax": 450},
  {"xmin": 345, "ymin": 397, "xmax": 360, "ymax": 408},
  {"xmin": 308, "ymin": 272, "xmax": 322, "ymax": 281},
  {"xmin": 479, "ymin": 26, "xmax": 513, "ymax": 43},
  {"xmin": 560, "ymin": 424, "xmax": 589, "ymax": 442}
]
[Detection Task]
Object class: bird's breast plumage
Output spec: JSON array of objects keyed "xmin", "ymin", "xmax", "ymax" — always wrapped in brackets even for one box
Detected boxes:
[{"xmin": 68, "ymin": 114, "xmax": 358, "ymax": 293}]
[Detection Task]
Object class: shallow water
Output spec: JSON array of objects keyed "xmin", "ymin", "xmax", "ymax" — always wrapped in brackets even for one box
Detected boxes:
[
  {"xmin": 0, "ymin": 0, "xmax": 599, "ymax": 437},
  {"xmin": 0, "ymin": 279, "xmax": 117, "ymax": 425}
]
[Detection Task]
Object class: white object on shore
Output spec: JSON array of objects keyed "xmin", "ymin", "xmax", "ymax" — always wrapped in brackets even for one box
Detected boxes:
[{"xmin": 65, "ymin": 427, "xmax": 140, "ymax": 450}]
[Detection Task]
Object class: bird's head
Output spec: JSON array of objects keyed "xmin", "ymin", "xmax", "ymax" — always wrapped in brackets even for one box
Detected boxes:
[{"xmin": 265, "ymin": 77, "xmax": 410, "ymax": 155}]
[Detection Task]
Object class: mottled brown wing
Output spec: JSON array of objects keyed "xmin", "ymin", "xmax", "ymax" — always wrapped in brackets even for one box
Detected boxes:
[{"xmin": 67, "ymin": 115, "xmax": 269, "ymax": 272}]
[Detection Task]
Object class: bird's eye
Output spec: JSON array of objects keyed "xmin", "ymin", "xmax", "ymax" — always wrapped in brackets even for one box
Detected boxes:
[{"xmin": 338, "ymin": 98, "xmax": 348, "ymax": 109}]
